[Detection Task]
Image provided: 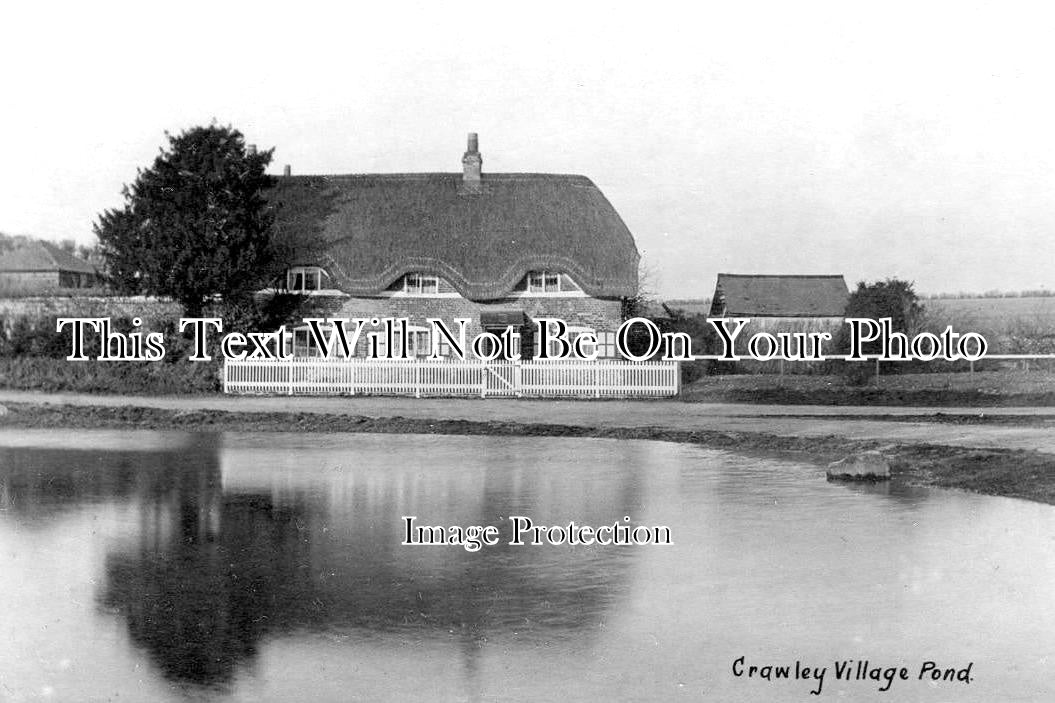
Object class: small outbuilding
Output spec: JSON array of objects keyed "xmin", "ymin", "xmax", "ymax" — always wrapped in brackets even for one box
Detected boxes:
[
  {"xmin": 0, "ymin": 241, "xmax": 99, "ymax": 294},
  {"xmin": 709, "ymin": 273, "xmax": 850, "ymax": 330}
]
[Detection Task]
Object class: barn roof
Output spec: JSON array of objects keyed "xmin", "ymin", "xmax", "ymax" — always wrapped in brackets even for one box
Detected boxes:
[
  {"xmin": 0, "ymin": 241, "xmax": 97, "ymax": 275},
  {"xmin": 266, "ymin": 172, "xmax": 639, "ymax": 300},
  {"xmin": 711, "ymin": 274, "xmax": 850, "ymax": 317}
]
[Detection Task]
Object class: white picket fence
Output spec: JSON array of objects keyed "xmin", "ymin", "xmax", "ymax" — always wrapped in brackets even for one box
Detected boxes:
[{"xmin": 223, "ymin": 358, "xmax": 680, "ymax": 398}]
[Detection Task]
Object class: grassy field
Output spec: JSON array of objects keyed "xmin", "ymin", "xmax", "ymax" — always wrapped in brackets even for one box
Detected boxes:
[
  {"xmin": 925, "ymin": 296, "xmax": 1055, "ymax": 331},
  {"xmin": 682, "ymin": 369, "xmax": 1055, "ymax": 405}
]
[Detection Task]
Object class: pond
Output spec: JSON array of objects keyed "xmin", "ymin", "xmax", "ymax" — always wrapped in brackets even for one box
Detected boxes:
[{"xmin": 0, "ymin": 429, "xmax": 1052, "ymax": 701}]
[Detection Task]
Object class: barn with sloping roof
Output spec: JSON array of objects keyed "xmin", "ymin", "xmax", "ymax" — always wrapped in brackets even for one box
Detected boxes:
[
  {"xmin": 710, "ymin": 274, "xmax": 850, "ymax": 318},
  {"xmin": 263, "ymin": 134, "xmax": 639, "ymax": 358},
  {"xmin": 709, "ymin": 273, "xmax": 850, "ymax": 337},
  {"xmin": 0, "ymin": 241, "xmax": 99, "ymax": 294}
]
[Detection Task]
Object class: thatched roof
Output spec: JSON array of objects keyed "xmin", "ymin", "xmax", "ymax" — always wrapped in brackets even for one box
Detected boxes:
[
  {"xmin": 0, "ymin": 241, "xmax": 97, "ymax": 275},
  {"xmin": 711, "ymin": 274, "xmax": 850, "ymax": 317},
  {"xmin": 267, "ymin": 173, "xmax": 638, "ymax": 300}
]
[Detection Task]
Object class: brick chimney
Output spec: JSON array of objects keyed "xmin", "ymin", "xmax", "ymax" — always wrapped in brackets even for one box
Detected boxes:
[
  {"xmin": 283, "ymin": 164, "xmax": 292, "ymax": 177},
  {"xmin": 461, "ymin": 133, "xmax": 482, "ymax": 190}
]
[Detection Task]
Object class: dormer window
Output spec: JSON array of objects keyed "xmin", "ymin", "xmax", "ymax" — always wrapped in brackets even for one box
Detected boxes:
[
  {"xmin": 404, "ymin": 273, "xmax": 439, "ymax": 295},
  {"xmin": 286, "ymin": 265, "xmax": 326, "ymax": 293},
  {"xmin": 528, "ymin": 271, "xmax": 561, "ymax": 293}
]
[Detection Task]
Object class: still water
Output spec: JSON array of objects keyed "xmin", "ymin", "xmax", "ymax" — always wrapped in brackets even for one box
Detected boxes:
[{"xmin": 0, "ymin": 429, "xmax": 1053, "ymax": 702}]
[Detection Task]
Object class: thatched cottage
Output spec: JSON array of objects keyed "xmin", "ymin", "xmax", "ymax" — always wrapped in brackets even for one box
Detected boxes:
[{"xmin": 265, "ymin": 134, "xmax": 639, "ymax": 358}]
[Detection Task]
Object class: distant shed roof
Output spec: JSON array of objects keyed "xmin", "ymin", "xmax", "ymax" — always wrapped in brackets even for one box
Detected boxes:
[
  {"xmin": 0, "ymin": 241, "xmax": 97, "ymax": 275},
  {"xmin": 711, "ymin": 274, "xmax": 850, "ymax": 317},
  {"xmin": 266, "ymin": 172, "xmax": 639, "ymax": 300}
]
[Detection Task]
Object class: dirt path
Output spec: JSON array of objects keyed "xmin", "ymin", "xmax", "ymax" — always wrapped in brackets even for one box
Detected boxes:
[{"xmin": 1, "ymin": 390, "xmax": 1054, "ymax": 452}]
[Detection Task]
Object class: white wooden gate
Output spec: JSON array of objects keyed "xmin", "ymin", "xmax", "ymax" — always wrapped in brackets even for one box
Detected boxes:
[{"xmin": 483, "ymin": 362, "xmax": 520, "ymax": 397}]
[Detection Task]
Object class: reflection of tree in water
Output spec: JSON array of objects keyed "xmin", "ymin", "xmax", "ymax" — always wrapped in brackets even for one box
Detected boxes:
[
  {"xmin": 85, "ymin": 437, "xmax": 643, "ymax": 690},
  {"xmin": 103, "ymin": 492, "xmax": 308, "ymax": 686}
]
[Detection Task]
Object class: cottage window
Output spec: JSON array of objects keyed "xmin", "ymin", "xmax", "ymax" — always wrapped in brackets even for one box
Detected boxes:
[
  {"xmin": 568, "ymin": 326, "xmax": 597, "ymax": 359},
  {"xmin": 290, "ymin": 326, "xmax": 323, "ymax": 357},
  {"xmin": 410, "ymin": 329, "xmax": 429, "ymax": 357},
  {"xmin": 287, "ymin": 266, "xmax": 324, "ymax": 293},
  {"xmin": 527, "ymin": 271, "xmax": 562, "ymax": 293},
  {"xmin": 404, "ymin": 273, "xmax": 439, "ymax": 295},
  {"xmin": 367, "ymin": 331, "xmax": 388, "ymax": 358},
  {"xmin": 393, "ymin": 326, "xmax": 431, "ymax": 357},
  {"xmin": 539, "ymin": 323, "xmax": 597, "ymax": 358},
  {"xmin": 596, "ymin": 331, "xmax": 618, "ymax": 358},
  {"xmin": 287, "ymin": 323, "xmax": 356, "ymax": 358}
]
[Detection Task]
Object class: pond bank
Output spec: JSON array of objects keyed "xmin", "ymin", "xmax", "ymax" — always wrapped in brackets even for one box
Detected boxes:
[{"xmin": 2, "ymin": 399, "xmax": 1054, "ymax": 506}]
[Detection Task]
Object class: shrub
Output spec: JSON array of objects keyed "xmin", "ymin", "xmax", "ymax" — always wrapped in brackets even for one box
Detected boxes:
[
  {"xmin": 0, "ymin": 316, "xmax": 71, "ymax": 358},
  {"xmin": 0, "ymin": 357, "xmax": 220, "ymax": 394},
  {"xmin": 835, "ymin": 278, "xmax": 925, "ymax": 379}
]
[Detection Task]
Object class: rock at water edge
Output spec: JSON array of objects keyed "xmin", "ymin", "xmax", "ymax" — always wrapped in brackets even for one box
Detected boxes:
[{"xmin": 826, "ymin": 450, "xmax": 890, "ymax": 481}]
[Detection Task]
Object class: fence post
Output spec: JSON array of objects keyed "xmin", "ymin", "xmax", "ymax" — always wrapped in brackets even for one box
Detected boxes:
[
  {"xmin": 222, "ymin": 360, "xmax": 228, "ymax": 394},
  {"xmin": 415, "ymin": 362, "xmax": 421, "ymax": 399},
  {"xmin": 288, "ymin": 358, "xmax": 294, "ymax": 396}
]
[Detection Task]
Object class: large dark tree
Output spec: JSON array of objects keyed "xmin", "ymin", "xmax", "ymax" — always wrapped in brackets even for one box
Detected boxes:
[
  {"xmin": 95, "ymin": 125, "xmax": 275, "ymax": 316},
  {"xmin": 843, "ymin": 278, "xmax": 925, "ymax": 338},
  {"xmin": 837, "ymin": 278, "xmax": 925, "ymax": 380}
]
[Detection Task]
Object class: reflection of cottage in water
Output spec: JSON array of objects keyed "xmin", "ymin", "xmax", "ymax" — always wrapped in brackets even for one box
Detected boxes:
[{"xmin": 5, "ymin": 435, "xmax": 646, "ymax": 688}]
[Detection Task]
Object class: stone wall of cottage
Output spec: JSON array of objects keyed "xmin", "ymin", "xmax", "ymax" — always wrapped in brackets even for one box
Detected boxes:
[
  {"xmin": 333, "ymin": 296, "xmax": 621, "ymax": 329},
  {"xmin": 293, "ymin": 294, "xmax": 624, "ymax": 357}
]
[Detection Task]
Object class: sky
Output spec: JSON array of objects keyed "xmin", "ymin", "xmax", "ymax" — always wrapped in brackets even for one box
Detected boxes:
[{"xmin": 2, "ymin": 1, "xmax": 1054, "ymax": 298}]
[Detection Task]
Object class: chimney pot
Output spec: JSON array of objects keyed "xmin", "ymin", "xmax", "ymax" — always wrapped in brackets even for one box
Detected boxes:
[
  {"xmin": 283, "ymin": 164, "xmax": 292, "ymax": 177},
  {"xmin": 247, "ymin": 144, "xmax": 257, "ymax": 156},
  {"xmin": 462, "ymin": 132, "xmax": 482, "ymax": 187}
]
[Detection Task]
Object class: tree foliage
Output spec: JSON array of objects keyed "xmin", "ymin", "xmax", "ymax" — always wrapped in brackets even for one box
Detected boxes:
[
  {"xmin": 59, "ymin": 238, "xmax": 106, "ymax": 269},
  {"xmin": 621, "ymin": 256, "xmax": 658, "ymax": 320},
  {"xmin": 94, "ymin": 125, "xmax": 276, "ymax": 315},
  {"xmin": 837, "ymin": 278, "xmax": 925, "ymax": 381},
  {"xmin": 843, "ymin": 278, "xmax": 925, "ymax": 336},
  {"xmin": 0, "ymin": 232, "xmax": 30, "ymax": 253}
]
